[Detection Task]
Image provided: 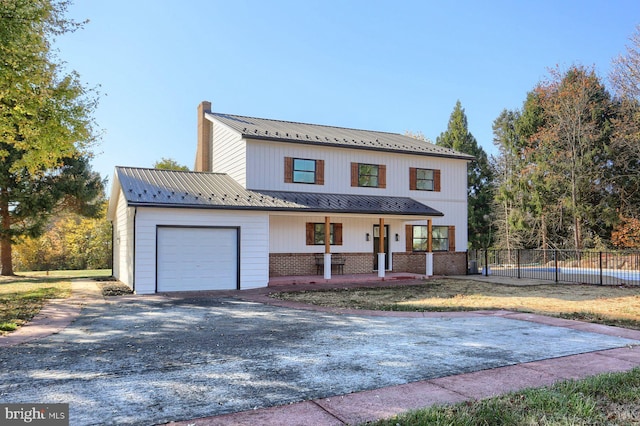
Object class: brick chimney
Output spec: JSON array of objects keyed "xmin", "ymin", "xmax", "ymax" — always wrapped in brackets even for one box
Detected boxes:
[{"xmin": 194, "ymin": 101, "xmax": 212, "ymax": 172}]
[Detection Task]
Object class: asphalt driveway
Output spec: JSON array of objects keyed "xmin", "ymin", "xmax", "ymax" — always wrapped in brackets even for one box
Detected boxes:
[{"xmin": 0, "ymin": 291, "xmax": 638, "ymax": 425}]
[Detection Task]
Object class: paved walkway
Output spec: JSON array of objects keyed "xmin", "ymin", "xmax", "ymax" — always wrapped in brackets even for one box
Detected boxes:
[
  {"xmin": 0, "ymin": 280, "xmax": 104, "ymax": 348},
  {"xmin": 1, "ymin": 277, "xmax": 639, "ymax": 426}
]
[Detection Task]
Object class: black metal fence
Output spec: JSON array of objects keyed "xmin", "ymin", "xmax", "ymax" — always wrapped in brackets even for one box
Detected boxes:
[{"xmin": 468, "ymin": 249, "xmax": 640, "ymax": 286}]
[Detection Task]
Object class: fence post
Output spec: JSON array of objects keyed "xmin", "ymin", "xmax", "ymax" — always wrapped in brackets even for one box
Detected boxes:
[
  {"xmin": 599, "ymin": 252, "xmax": 603, "ymax": 286},
  {"xmin": 484, "ymin": 249, "xmax": 488, "ymax": 276},
  {"xmin": 554, "ymin": 250, "xmax": 558, "ymax": 283},
  {"xmin": 517, "ymin": 249, "xmax": 521, "ymax": 279}
]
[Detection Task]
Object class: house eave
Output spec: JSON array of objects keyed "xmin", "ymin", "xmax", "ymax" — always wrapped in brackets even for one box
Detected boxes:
[{"xmin": 125, "ymin": 202, "xmax": 444, "ymax": 217}]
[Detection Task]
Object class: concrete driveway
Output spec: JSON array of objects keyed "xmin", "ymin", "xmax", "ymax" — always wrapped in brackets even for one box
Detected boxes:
[{"xmin": 0, "ymin": 282, "xmax": 639, "ymax": 425}]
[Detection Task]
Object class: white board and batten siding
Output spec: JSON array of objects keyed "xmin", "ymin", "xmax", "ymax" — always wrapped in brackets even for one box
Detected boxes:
[
  {"xmin": 133, "ymin": 207, "xmax": 269, "ymax": 294},
  {"xmin": 247, "ymin": 140, "xmax": 469, "ymax": 250},
  {"xmin": 244, "ymin": 140, "xmax": 468, "ymax": 200},
  {"xmin": 209, "ymin": 117, "xmax": 247, "ymax": 186},
  {"xmin": 112, "ymin": 190, "xmax": 135, "ymax": 288},
  {"xmin": 269, "ymin": 215, "xmax": 408, "ymax": 255}
]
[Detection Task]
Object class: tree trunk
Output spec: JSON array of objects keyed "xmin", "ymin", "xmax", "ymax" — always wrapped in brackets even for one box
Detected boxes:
[{"xmin": 0, "ymin": 191, "xmax": 14, "ymax": 276}]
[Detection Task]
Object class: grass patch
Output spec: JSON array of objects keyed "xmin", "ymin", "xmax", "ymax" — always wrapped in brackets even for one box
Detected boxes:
[
  {"xmin": 370, "ymin": 368, "xmax": 640, "ymax": 425},
  {"xmin": 0, "ymin": 276, "xmax": 73, "ymax": 335},
  {"xmin": 16, "ymin": 269, "xmax": 111, "ymax": 279},
  {"xmin": 273, "ymin": 278, "xmax": 640, "ymax": 329}
]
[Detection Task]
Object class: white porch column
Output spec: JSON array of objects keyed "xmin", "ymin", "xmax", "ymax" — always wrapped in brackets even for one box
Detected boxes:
[
  {"xmin": 324, "ymin": 216, "xmax": 331, "ymax": 280},
  {"xmin": 426, "ymin": 218, "xmax": 433, "ymax": 276},
  {"xmin": 377, "ymin": 253, "xmax": 386, "ymax": 278},
  {"xmin": 425, "ymin": 252, "xmax": 433, "ymax": 276},
  {"xmin": 378, "ymin": 217, "xmax": 385, "ymax": 278},
  {"xmin": 324, "ymin": 253, "xmax": 332, "ymax": 279}
]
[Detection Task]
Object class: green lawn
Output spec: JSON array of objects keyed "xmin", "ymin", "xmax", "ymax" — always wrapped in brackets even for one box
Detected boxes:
[{"xmin": 370, "ymin": 368, "xmax": 640, "ymax": 425}]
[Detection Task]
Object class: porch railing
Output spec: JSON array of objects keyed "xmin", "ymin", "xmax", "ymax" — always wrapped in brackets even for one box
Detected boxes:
[{"xmin": 468, "ymin": 249, "xmax": 640, "ymax": 286}]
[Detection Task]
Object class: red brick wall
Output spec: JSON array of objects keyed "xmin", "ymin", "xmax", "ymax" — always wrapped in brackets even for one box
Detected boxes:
[
  {"xmin": 433, "ymin": 252, "xmax": 467, "ymax": 275},
  {"xmin": 269, "ymin": 251, "xmax": 467, "ymax": 277},
  {"xmin": 269, "ymin": 253, "xmax": 373, "ymax": 277},
  {"xmin": 392, "ymin": 253, "xmax": 426, "ymax": 274},
  {"xmin": 393, "ymin": 252, "xmax": 467, "ymax": 275},
  {"xmin": 269, "ymin": 253, "xmax": 317, "ymax": 277}
]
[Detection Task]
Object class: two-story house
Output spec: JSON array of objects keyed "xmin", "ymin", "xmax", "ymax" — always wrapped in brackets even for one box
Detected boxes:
[{"xmin": 107, "ymin": 101, "xmax": 473, "ymax": 294}]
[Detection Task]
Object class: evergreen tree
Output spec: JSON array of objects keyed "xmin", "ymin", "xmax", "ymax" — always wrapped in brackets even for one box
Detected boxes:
[
  {"xmin": 491, "ymin": 109, "xmax": 524, "ymax": 252},
  {"xmin": 436, "ymin": 101, "xmax": 494, "ymax": 249}
]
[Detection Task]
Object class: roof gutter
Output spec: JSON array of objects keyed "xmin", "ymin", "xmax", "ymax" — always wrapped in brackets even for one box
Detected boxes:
[{"xmin": 122, "ymin": 202, "xmax": 444, "ymax": 216}]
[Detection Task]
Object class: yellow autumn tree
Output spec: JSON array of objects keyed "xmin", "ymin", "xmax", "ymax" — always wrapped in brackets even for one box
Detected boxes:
[{"xmin": 13, "ymin": 202, "xmax": 111, "ymax": 271}]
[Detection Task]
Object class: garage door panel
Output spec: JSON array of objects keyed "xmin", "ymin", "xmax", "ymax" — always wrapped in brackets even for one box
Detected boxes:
[{"xmin": 157, "ymin": 227, "xmax": 238, "ymax": 292}]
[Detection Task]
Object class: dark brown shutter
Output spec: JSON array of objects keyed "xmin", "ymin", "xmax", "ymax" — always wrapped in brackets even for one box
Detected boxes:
[
  {"xmin": 405, "ymin": 225, "xmax": 413, "ymax": 252},
  {"xmin": 284, "ymin": 157, "xmax": 293, "ymax": 183},
  {"xmin": 334, "ymin": 223, "xmax": 343, "ymax": 245},
  {"xmin": 409, "ymin": 167, "xmax": 417, "ymax": 190},
  {"xmin": 434, "ymin": 169, "xmax": 441, "ymax": 192},
  {"xmin": 351, "ymin": 162, "xmax": 358, "ymax": 187},
  {"xmin": 378, "ymin": 164, "xmax": 386, "ymax": 188},
  {"xmin": 316, "ymin": 159, "xmax": 325, "ymax": 185},
  {"xmin": 306, "ymin": 223, "xmax": 314, "ymax": 245},
  {"xmin": 448, "ymin": 226, "xmax": 455, "ymax": 252}
]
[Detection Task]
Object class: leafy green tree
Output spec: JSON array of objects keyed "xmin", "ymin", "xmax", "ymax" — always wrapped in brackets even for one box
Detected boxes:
[
  {"xmin": 0, "ymin": 0, "xmax": 102, "ymax": 275},
  {"xmin": 436, "ymin": 101, "xmax": 494, "ymax": 249},
  {"xmin": 531, "ymin": 66, "xmax": 615, "ymax": 250},
  {"xmin": 493, "ymin": 66, "xmax": 617, "ymax": 251},
  {"xmin": 153, "ymin": 158, "xmax": 189, "ymax": 171}
]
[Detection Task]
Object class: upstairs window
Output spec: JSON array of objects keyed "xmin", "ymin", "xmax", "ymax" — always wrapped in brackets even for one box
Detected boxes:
[
  {"xmin": 284, "ymin": 157, "xmax": 324, "ymax": 184},
  {"xmin": 293, "ymin": 159, "xmax": 316, "ymax": 183},
  {"xmin": 410, "ymin": 168, "xmax": 441, "ymax": 191},
  {"xmin": 351, "ymin": 162, "xmax": 386, "ymax": 188}
]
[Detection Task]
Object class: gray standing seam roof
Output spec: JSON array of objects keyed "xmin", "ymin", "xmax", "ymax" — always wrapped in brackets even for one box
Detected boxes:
[
  {"xmin": 116, "ymin": 167, "xmax": 443, "ymax": 217},
  {"xmin": 208, "ymin": 112, "xmax": 475, "ymax": 160}
]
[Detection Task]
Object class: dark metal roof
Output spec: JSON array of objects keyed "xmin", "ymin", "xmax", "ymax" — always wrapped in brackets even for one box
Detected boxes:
[
  {"xmin": 208, "ymin": 112, "xmax": 475, "ymax": 161},
  {"xmin": 116, "ymin": 167, "xmax": 443, "ymax": 217}
]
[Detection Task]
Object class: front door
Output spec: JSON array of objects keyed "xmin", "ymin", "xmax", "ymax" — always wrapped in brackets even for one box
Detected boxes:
[{"xmin": 373, "ymin": 224, "xmax": 389, "ymax": 270}]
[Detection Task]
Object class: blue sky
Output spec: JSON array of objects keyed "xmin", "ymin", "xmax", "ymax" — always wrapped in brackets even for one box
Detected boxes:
[{"xmin": 54, "ymin": 1, "xmax": 639, "ymax": 184}]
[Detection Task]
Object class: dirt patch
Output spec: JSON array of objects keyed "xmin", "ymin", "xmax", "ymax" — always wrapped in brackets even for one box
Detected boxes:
[{"xmin": 273, "ymin": 278, "xmax": 640, "ymax": 328}]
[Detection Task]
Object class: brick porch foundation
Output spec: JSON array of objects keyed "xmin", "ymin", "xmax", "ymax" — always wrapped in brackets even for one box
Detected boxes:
[{"xmin": 270, "ymin": 252, "xmax": 467, "ymax": 277}]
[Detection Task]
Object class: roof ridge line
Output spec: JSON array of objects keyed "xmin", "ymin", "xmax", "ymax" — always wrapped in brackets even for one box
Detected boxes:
[
  {"xmin": 115, "ymin": 166, "xmax": 227, "ymax": 176},
  {"xmin": 210, "ymin": 112, "xmax": 414, "ymax": 138}
]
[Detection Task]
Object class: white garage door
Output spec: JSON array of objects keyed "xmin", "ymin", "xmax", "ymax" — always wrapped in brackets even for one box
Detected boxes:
[{"xmin": 156, "ymin": 227, "xmax": 238, "ymax": 292}]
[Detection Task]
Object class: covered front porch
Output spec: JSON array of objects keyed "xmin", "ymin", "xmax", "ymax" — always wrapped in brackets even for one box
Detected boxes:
[
  {"xmin": 268, "ymin": 213, "xmax": 441, "ymax": 280},
  {"xmin": 259, "ymin": 189, "xmax": 445, "ymax": 282}
]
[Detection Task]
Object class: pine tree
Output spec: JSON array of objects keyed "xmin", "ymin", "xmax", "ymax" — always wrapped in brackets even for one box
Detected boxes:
[{"xmin": 436, "ymin": 101, "xmax": 494, "ymax": 249}]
